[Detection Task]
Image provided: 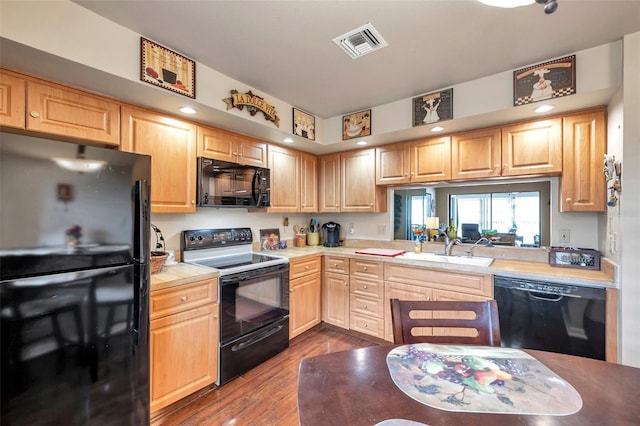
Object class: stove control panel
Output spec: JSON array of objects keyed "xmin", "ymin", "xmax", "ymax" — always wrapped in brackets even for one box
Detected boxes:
[{"xmin": 182, "ymin": 228, "xmax": 253, "ymax": 251}]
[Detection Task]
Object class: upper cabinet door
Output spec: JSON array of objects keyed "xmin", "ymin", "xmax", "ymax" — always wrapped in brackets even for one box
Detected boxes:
[
  {"xmin": 376, "ymin": 143, "xmax": 410, "ymax": 185},
  {"xmin": 561, "ymin": 110, "xmax": 606, "ymax": 212},
  {"xmin": 268, "ymin": 145, "xmax": 300, "ymax": 212},
  {"xmin": 341, "ymin": 149, "xmax": 385, "ymax": 213},
  {"xmin": 501, "ymin": 118, "xmax": 562, "ymax": 176},
  {"xmin": 0, "ymin": 70, "xmax": 26, "ymax": 129},
  {"xmin": 300, "ymin": 151, "xmax": 318, "ymax": 213},
  {"xmin": 197, "ymin": 125, "xmax": 267, "ymax": 167},
  {"xmin": 451, "ymin": 127, "xmax": 502, "ymax": 180},
  {"xmin": 410, "ymin": 136, "xmax": 451, "ymax": 182},
  {"xmin": 121, "ymin": 106, "xmax": 197, "ymax": 213},
  {"xmin": 319, "ymin": 153, "xmax": 341, "ymax": 213},
  {"xmin": 26, "ymin": 80, "xmax": 120, "ymax": 147},
  {"xmin": 197, "ymin": 125, "xmax": 237, "ymax": 162}
]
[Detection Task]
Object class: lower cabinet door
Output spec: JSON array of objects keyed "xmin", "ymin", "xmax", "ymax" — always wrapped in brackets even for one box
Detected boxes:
[
  {"xmin": 150, "ymin": 303, "xmax": 218, "ymax": 413},
  {"xmin": 290, "ymin": 272, "xmax": 322, "ymax": 338}
]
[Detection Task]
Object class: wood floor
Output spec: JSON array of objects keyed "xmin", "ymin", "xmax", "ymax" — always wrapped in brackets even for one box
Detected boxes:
[{"xmin": 151, "ymin": 325, "xmax": 379, "ymax": 426}]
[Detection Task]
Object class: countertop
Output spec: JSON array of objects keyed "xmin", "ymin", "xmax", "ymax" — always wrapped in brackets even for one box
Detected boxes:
[
  {"xmin": 150, "ymin": 262, "xmax": 219, "ymax": 292},
  {"xmin": 150, "ymin": 245, "xmax": 616, "ymax": 290},
  {"xmin": 264, "ymin": 245, "xmax": 617, "ymax": 288}
]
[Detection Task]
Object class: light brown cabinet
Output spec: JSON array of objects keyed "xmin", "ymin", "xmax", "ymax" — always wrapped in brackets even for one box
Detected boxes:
[
  {"xmin": 383, "ymin": 263, "xmax": 492, "ymax": 342},
  {"xmin": 561, "ymin": 109, "xmax": 606, "ymax": 212},
  {"xmin": 319, "ymin": 153, "xmax": 341, "ymax": 213},
  {"xmin": 451, "ymin": 127, "xmax": 502, "ymax": 180},
  {"xmin": 410, "ymin": 136, "xmax": 451, "ymax": 182},
  {"xmin": 121, "ymin": 105, "xmax": 197, "ymax": 213},
  {"xmin": 268, "ymin": 145, "xmax": 301, "ymax": 212},
  {"xmin": 197, "ymin": 125, "xmax": 267, "ymax": 167},
  {"xmin": 290, "ymin": 256, "xmax": 322, "ymax": 338},
  {"xmin": 300, "ymin": 151, "xmax": 318, "ymax": 212},
  {"xmin": 349, "ymin": 258, "xmax": 385, "ymax": 338},
  {"xmin": 25, "ymin": 79, "xmax": 121, "ymax": 146},
  {"xmin": 0, "ymin": 69, "xmax": 26, "ymax": 129},
  {"xmin": 322, "ymin": 256, "xmax": 350, "ymax": 329},
  {"xmin": 376, "ymin": 142, "xmax": 410, "ymax": 185},
  {"xmin": 501, "ymin": 117, "xmax": 562, "ymax": 176},
  {"xmin": 341, "ymin": 149, "xmax": 387, "ymax": 213},
  {"xmin": 150, "ymin": 278, "xmax": 218, "ymax": 413}
]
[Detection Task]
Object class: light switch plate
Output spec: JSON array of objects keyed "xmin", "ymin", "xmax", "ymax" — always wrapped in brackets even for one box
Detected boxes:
[{"xmin": 559, "ymin": 229, "xmax": 570, "ymax": 243}]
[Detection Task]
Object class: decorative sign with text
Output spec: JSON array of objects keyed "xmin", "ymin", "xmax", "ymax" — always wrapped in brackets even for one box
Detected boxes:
[{"xmin": 223, "ymin": 90, "xmax": 280, "ymax": 127}]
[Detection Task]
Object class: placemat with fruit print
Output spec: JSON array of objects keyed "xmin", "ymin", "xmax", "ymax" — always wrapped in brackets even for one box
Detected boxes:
[{"xmin": 386, "ymin": 343, "xmax": 582, "ymax": 415}]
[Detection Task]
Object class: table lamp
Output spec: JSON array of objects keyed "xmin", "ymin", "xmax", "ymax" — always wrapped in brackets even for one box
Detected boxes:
[{"xmin": 425, "ymin": 217, "xmax": 440, "ymax": 241}]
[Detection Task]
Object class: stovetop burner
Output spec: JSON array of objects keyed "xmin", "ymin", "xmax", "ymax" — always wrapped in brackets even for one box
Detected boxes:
[{"xmin": 181, "ymin": 228, "xmax": 288, "ymax": 275}]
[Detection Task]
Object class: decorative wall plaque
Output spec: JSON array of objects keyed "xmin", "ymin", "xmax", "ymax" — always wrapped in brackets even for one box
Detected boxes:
[
  {"xmin": 513, "ymin": 55, "xmax": 576, "ymax": 106},
  {"xmin": 140, "ymin": 37, "xmax": 195, "ymax": 98},
  {"xmin": 223, "ymin": 90, "xmax": 280, "ymax": 127}
]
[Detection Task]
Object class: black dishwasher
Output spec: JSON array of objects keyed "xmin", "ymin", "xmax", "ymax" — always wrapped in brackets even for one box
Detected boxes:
[{"xmin": 494, "ymin": 275, "xmax": 606, "ymax": 360}]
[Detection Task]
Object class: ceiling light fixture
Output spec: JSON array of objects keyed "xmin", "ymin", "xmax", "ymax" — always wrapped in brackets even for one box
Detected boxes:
[
  {"xmin": 478, "ymin": 0, "xmax": 557, "ymax": 13},
  {"xmin": 356, "ymin": 141, "xmax": 368, "ymax": 146},
  {"xmin": 283, "ymin": 138, "xmax": 294, "ymax": 144},
  {"xmin": 534, "ymin": 104, "xmax": 555, "ymax": 113},
  {"xmin": 478, "ymin": 0, "xmax": 534, "ymax": 8},
  {"xmin": 53, "ymin": 145, "xmax": 106, "ymax": 173},
  {"xmin": 179, "ymin": 106, "xmax": 196, "ymax": 114},
  {"xmin": 431, "ymin": 126, "xmax": 445, "ymax": 132}
]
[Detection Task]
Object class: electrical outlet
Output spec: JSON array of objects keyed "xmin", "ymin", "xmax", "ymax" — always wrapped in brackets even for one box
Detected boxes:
[
  {"xmin": 377, "ymin": 225, "xmax": 386, "ymax": 235},
  {"xmin": 349, "ymin": 223, "xmax": 355, "ymax": 234},
  {"xmin": 559, "ymin": 229, "xmax": 570, "ymax": 244}
]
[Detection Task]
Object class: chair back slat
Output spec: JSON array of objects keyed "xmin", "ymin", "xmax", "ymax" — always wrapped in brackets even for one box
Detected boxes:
[{"xmin": 390, "ymin": 299, "xmax": 501, "ymax": 346}]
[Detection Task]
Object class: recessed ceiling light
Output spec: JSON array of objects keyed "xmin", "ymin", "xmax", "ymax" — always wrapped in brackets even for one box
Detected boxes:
[
  {"xmin": 477, "ymin": 0, "xmax": 534, "ymax": 8},
  {"xmin": 356, "ymin": 140, "xmax": 368, "ymax": 146},
  {"xmin": 534, "ymin": 104, "xmax": 555, "ymax": 113},
  {"xmin": 283, "ymin": 138, "xmax": 294, "ymax": 144},
  {"xmin": 179, "ymin": 106, "xmax": 196, "ymax": 114},
  {"xmin": 431, "ymin": 126, "xmax": 445, "ymax": 132}
]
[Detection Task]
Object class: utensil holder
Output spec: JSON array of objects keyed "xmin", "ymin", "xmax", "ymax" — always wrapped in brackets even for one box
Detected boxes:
[
  {"xmin": 307, "ymin": 232, "xmax": 319, "ymax": 246},
  {"xmin": 296, "ymin": 234, "xmax": 307, "ymax": 247}
]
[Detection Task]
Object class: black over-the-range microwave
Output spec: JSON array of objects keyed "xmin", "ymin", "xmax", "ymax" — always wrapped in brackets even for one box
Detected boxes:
[{"xmin": 197, "ymin": 157, "xmax": 270, "ymax": 208}]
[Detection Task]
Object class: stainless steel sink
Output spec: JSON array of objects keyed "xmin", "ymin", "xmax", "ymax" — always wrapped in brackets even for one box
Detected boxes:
[{"xmin": 401, "ymin": 252, "xmax": 494, "ymax": 267}]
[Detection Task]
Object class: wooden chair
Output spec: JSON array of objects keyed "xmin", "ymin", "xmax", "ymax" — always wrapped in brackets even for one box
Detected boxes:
[{"xmin": 390, "ymin": 299, "xmax": 501, "ymax": 346}]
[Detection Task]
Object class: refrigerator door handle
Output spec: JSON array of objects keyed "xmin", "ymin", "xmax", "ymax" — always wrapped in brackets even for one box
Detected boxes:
[{"xmin": 134, "ymin": 180, "xmax": 150, "ymax": 263}]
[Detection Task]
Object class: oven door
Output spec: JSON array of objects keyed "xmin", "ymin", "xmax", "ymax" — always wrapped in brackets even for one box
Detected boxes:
[{"xmin": 219, "ymin": 263, "xmax": 289, "ymax": 344}]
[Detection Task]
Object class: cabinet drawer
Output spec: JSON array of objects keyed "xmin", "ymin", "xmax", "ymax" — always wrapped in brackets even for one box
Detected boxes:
[
  {"xmin": 290, "ymin": 256, "xmax": 322, "ymax": 280},
  {"xmin": 349, "ymin": 312, "xmax": 385, "ymax": 338},
  {"xmin": 350, "ymin": 258, "xmax": 383, "ymax": 279},
  {"xmin": 350, "ymin": 276, "xmax": 383, "ymax": 299},
  {"xmin": 324, "ymin": 256, "xmax": 349, "ymax": 274},
  {"xmin": 350, "ymin": 293, "xmax": 384, "ymax": 319},
  {"xmin": 150, "ymin": 279, "xmax": 217, "ymax": 319}
]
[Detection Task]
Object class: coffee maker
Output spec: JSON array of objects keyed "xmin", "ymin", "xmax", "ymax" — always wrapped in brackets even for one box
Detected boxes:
[{"xmin": 321, "ymin": 222, "xmax": 341, "ymax": 247}]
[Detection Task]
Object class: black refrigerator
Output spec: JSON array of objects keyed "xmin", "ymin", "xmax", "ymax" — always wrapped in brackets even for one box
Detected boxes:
[{"xmin": 0, "ymin": 133, "xmax": 151, "ymax": 425}]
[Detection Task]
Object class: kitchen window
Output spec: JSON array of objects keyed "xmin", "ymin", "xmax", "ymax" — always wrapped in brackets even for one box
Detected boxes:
[{"xmin": 450, "ymin": 191, "xmax": 540, "ymax": 246}]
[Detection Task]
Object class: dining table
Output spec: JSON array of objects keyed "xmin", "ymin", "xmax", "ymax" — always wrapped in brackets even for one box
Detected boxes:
[{"xmin": 297, "ymin": 344, "xmax": 640, "ymax": 426}]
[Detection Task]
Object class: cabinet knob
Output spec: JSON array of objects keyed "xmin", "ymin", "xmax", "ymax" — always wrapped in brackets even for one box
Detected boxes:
[
  {"xmin": 363, "ymin": 305, "xmax": 368, "ymax": 309},
  {"xmin": 363, "ymin": 285, "xmax": 368, "ymax": 289},
  {"xmin": 333, "ymin": 263, "xmax": 338, "ymax": 268},
  {"xmin": 363, "ymin": 267, "xmax": 368, "ymax": 271},
  {"xmin": 30, "ymin": 111, "xmax": 40, "ymax": 118},
  {"xmin": 494, "ymin": 164, "xmax": 500, "ymax": 169},
  {"xmin": 335, "ymin": 204, "xmax": 339, "ymax": 208},
  {"xmin": 364, "ymin": 323, "xmax": 368, "ymax": 328},
  {"xmin": 191, "ymin": 200, "xmax": 196, "ymax": 204},
  {"xmin": 305, "ymin": 265, "xmax": 309, "ymax": 270},
  {"xmin": 566, "ymin": 197, "xmax": 572, "ymax": 204},
  {"xmin": 180, "ymin": 296, "xmax": 188, "ymax": 302},
  {"xmin": 344, "ymin": 282, "xmax": 348, "ymax": 286},
  {"xmin": 503, "ymin": 164, "xmax": 507, "ymax": 170}
]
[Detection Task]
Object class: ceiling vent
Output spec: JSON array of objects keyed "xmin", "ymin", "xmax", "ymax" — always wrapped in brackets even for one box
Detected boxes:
[{"xmin": 332, "ymin": 23, "xmax": 388, "ymax": 59}]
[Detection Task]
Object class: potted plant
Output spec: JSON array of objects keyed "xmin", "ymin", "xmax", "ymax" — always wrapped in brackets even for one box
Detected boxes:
[{"xmin": 151, "ymin": 224, "xmax": 168, "ymax": 274}]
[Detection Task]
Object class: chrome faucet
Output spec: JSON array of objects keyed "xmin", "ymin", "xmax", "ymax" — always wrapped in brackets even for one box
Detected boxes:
[
  {"xmin": 444, "ymin": 235, "xmax": 462, "ymax": 256},
  {"xmin": 467, "ymin": 237, "xmax": 491, "ymax": 257}
]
